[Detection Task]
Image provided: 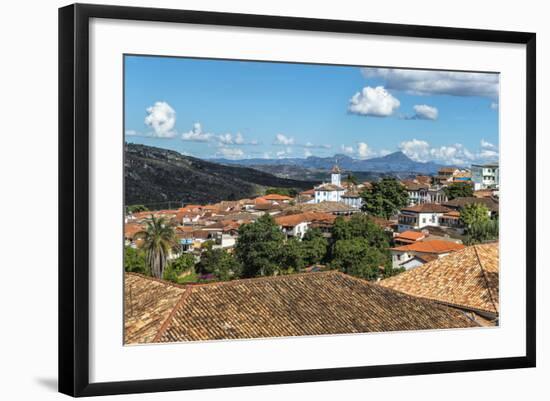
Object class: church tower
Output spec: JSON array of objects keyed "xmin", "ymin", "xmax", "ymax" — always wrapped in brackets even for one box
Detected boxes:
[{"xmin": 331, "ymin": 165, "xmax": 341, "ymax": 186}]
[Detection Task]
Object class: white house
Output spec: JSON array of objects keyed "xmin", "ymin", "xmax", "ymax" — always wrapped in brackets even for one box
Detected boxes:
[
  {"xmin": 314, "ymin": 165, "xmax": 345, "ymax": 203},
  {"xmin": 397, "ymin": 203, "xmax": 452, "ymax": 232},
  {"xmin": 471, "ymin": 163, "xmax": 499, "ymax": 190},
  {"xmin": 390, "ymin": 240, "xmax": 465, "ymax": 269},
  {"xmin": 341, "ymin": 190, "xmax": 363, "ymax": 209}
]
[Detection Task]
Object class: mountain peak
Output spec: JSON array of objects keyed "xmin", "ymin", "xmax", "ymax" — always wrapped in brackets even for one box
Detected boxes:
[{"xmin": 377, "ymin": 151, "xmax": 412, "ymax": 163}]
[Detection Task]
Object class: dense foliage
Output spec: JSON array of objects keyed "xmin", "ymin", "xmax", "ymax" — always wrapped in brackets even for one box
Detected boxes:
[
  {"xmin": 127, "ymin": 204, "xmax": 149, "ymax": 214},
  {"xmin": 235, "ymin": 214, "xmax": 286, "ymax": 277},
  {"xmin": 196, "ymin": 244, "xmax": 241, "ymax": 281},
  {"xmin": 443, "ymin": 182, "xmax": 474, "ymax": 200},
  {"xmin": 329, "ymin": 214, "xmax": 392, "ymax": 280},
  {"xmin": 360, "ymin": 178, "xmax": 409, "ymax": 219},
  {"xmin": 459, "ymin": 203, "xmax": 490, "ymax": 228},
  {"xmin": 464, "ymin": 218, "xmax": 499, "ymax": 245},
  {"xmin": 124, "ymin": 246, "xmax": 148, "ymax": 274},
  {"xmin": 162, "ymin": 253, "xmax": 196, "ymax": 283},
  {"xmin": 265, "ymin": 187, "xmax": 298, "ymax": 197}
]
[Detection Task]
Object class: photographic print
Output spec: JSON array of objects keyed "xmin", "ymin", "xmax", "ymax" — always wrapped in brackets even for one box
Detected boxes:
[{"xmin": 123, "ymin": 55, "xmax": 500, "ymax": 345}]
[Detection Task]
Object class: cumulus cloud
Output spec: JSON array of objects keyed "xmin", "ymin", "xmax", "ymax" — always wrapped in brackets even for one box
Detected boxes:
[
  {"xmin": 217, "ymin": 147, "xmax": 244, "ymax": 159},
  {"xmin": 276, "ymin": 147, "xmax": 293, "ymax": 158},
  {"xmin": 361, "ymin": 68, "xmax": 499, "ymax": 98},
  {"xmin": 340, "ymin": 144, "xmax": 354, "ymax": 154},
  {"xmin": 181, "ymin": 123, "xmax": 213, "ymax": 142},
  {"xmin": 274, "ymin": 133, "xmax": 295, "ymax": 145},
  {"xmin": 399, "ymin": 138, "xmax": 498, "ymax": 166},
  {"xmin": 405, "ymin": 104, "xmax": 439, "ymax": 120},
  {"xmin": 216, "ymin": 132, "xmax": 254, "ymax": 145},
  {"xmin": 357, "ymin": 142, "xmax": 374, "ymax": 159},
  {"xmin": 481, "ymin": 139, "xmax": 496, "ymax": 149},
  {"xmin": 144, "ymin": 101, "xmax": 177, "ymax": 138},
  {"xmin": 348, "ymin": 86, "xmax": 400, "ymax": 117}
]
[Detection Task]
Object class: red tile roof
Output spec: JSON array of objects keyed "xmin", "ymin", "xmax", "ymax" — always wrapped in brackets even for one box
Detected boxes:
[
  {"xmin": 275, "ymin": 212, "xmax": 336, "ymax": 227},
  {"xmin": 124, "ymin": 271, "xmax": 479, "ymax": 344},
  {"xmin": 381, "ymin": 243, "xmax": 499, "ymax": 316},
  {"xmin": 395, "ymin": 231, "xmax": 425, "ymax": 242},
  {"xmin": 391, "ymin": 239, "xmax": 465, "ymax": 254}
]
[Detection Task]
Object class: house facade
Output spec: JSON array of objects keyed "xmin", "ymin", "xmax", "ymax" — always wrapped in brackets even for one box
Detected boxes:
[
  {"xmin": 397, "ymin": 203, "xmax": 452, "ymax": 232},
  {"xmin": 390, "ymin": 240, "xmax": 465, "ymax": 269},
  {"xmin": 471, "ymin": 163, "xmax": 499, "ymax": 190}
]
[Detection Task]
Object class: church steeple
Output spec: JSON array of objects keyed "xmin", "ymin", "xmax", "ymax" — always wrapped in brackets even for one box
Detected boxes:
[{"xmin": 331, "ymin": 164, "xmax": 341, "ymax": 186}]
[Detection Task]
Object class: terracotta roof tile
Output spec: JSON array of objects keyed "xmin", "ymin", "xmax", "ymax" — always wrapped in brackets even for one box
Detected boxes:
[
  {"xmin": 395, "ymin": 230, "xmax": 425, "ymax": 241},
  {"xmin": 380, "ymin": 243, "xmax": 499, "ymax": 315},
  {"xmin": 391, "ymin": 239, "xmax": 465, "ymax": 254},
  {"xmin": 124, "ymin": 271, "xmax": 479, "ymax": 344}
]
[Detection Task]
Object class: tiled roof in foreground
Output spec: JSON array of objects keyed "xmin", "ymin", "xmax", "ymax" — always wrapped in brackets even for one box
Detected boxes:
[
  {"xmin": 380, "ymin": 242, "xmax": 499, "ymax": 316},
  {"xmin": 124, "ymin": 273, "xmax": 187, "ymax": 344},
  {"xmin": 125, "ymin": 271, "xmax": 479, "ymax": 344}
]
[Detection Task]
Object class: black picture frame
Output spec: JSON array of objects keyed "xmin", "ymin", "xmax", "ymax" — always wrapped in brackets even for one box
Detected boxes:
[{"xmin": 59, "ymin": 3, "xmax": 536, "ymax": 397}]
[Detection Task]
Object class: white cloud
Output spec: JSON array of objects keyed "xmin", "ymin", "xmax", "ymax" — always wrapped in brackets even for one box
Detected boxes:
[
  {"xmin": 479, "ymin": 149, "xmax": 499, "ymax": 160},
  {"xmin": 217, "ymin": 132, "xmax": 245, "ymax": 145},
  {"xmin": 361, "ymin": 68, "xmax": 499, "ymax": 98},
  {"xmin": 217, "ymin": 147, "xmax": 244, "ymax": 159},
  {"xmin": 406, "ymin": 104, "xmax": 438, "ymax": 120},
  {"xmin": 125, "ymin": 129, "xmax": 144, "ymax": 137},
  {"xmin": 304, "ymin": 142, "xmax": 331, "ymax": 149},
  {"xmin": 340, "ymin": 144, "xmax": 354, "ymax": 154},
  {"xmin": 274, "ymin": 133, "xmax": 295, "ymax": 145},
  {"xmin": 357, "ymin": 142, "xmax": 374, "ymax": 159},
  {"xmin": 144, "ymin": 101, "xmax": 177, "ymax": 138},
  {"xmin": 304, "ymin": 149, "xmax": 313, "ymax": 157},
  {"xmin": 399, "ymin": 138, "xmax": 498, "ymax": 166},
  {"xmin": 348, "ymin": 86, "xmax": 400, "ymax": 117},
  {"xmin": 481, "ymin": 139, "xmax": 496, "ymax": 149},
  {"xmin": 181, "ymin": 123, "xmax": 213, "ymax": 142}
]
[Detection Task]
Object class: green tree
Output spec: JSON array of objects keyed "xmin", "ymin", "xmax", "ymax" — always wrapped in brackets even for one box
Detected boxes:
[
  {"xmin": 346, "ymin": 173, "xmax": 358, "ymax": 186},
  {"xmin": 127, "ymin": 204, "xmax": 148, "ymax": 214},
  {"xmin": 360, "ymin": 178, "xmax": 409, "ymax": 218},
  {"xmin": 330, "ymin": 238, "xmax": 390, "ymax": 280},
  {"xmin": 464, "ymin": 218, "xmax": 499, "ymax": 245},
  {"xmin": 443, "ymin": 182, "xmax": 474, "ymax": 200},
  {"xmin": 196, "ymin": 245, "xmax": 241, "ymax": 281},
  {"xmin": 460, "ymin": 203, "xmax": 490, "ymax": 229},
  {"xmin": 301, "ymin": 228, "xmax": 328, "ymax": 265},
  {"xmin": 265, "ymin": 187, "xmax": 297, "ymax": 197},
  {"xmin": 235, "ymin": 214, "xmax": 285, "ymax": 277},
  {"xmin": 124, "ymin": 246, "xmax": 148, "ymax": 275},
  {"xmin": 163, "ymin": 253, "xmax": 196, "ymax": 282},
  {"xmin": 280, "ymin": 237, "xmax": 306, "ymax": 273},
  {"xmin": 331, "ymin": 214, "xmax": 390, "ymax": 249},
  {"xmin": 136, "ymin": 215, "xmax": 180, "ymax": 279}
]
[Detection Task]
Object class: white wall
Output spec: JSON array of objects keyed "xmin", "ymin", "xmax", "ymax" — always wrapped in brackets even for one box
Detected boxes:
[{"xmin": 0, "ymin": 0, "xmax": 547, "ymax": 400}]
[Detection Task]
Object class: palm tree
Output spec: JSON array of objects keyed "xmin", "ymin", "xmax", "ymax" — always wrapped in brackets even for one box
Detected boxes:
[{"xmin": 136, "ymin": 215, "xmax": 180, "ymax": 279}]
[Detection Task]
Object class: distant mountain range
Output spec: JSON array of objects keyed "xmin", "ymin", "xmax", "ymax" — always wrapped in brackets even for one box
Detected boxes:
[
  {"xmin": 125, "ymin": 143, "xmax": 317, "ymax": 206},
  {"xmin": 211, "ymin": 151, "xmax": 444, "ymax": 175}
]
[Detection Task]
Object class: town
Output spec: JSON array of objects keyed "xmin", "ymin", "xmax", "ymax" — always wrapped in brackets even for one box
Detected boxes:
[{"xmin": 124, "ymin": 162, "xmax": 500, "ymax": 344}]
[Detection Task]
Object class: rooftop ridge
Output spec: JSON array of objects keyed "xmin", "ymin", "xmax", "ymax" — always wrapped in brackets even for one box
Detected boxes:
[
  {"xmin": 473, "ymin": 244, "xmax": 499, "ymax": 314},
  {"xmin": 152, "ymin": 287, "xmax": 193, "ymax": 343}
]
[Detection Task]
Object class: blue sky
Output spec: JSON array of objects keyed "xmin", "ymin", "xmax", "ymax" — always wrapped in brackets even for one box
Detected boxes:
[{"xmin": 124, "ymin": 55, "xmax": 499, "ymax": 166}]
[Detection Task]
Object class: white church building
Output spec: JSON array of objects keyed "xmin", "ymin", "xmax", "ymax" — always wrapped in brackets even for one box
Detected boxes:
[{"xmin": 314, "ymin": 165, "xmax": 345, "ymax": 203}]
